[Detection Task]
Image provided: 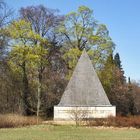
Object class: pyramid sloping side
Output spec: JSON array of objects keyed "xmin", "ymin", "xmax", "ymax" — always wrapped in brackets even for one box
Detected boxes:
[{"xmin": 58, "ymin": 49, "xmax": 111, "ymax": 106}]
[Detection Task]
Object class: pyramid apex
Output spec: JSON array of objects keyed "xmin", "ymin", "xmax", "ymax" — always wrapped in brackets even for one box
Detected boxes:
[
  {"xmin": 82, "ymin": 48, "xmax": 86, "ymax": 53},
  {"xmin": 81, "ymin": 48, "xmax": 88, "ymax": 58}
]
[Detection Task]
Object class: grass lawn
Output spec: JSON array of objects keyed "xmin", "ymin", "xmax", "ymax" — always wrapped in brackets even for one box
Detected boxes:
[{"xmin": 0, "ymin": 125, "xmax": 140, "ymax": 140}]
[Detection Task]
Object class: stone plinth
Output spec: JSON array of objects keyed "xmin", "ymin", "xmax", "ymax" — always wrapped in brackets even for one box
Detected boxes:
[{"xmin": 54, "ymin": 106, "xmax": 116, "ymax": 120}]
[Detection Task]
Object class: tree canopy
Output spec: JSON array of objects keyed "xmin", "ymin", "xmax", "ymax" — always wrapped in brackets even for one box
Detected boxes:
[{"xmin": 0, "ymin": 3, "xmax": 139, "ymax": 117}]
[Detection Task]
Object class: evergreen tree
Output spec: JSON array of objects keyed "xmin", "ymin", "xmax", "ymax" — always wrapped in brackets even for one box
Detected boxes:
[
  {"xmin": 114, "ymin": 53, "xmax": 122, "ymax": 69},
  {"xmin": 114, "ymin": 53, "xmax": 126, "ymax": 84},
  {"xmin": 128, "ymin": 77, "xmax": 131, "ymax": 84}
]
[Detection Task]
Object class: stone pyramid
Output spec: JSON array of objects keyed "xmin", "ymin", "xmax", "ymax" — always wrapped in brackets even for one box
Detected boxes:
[{"xmin": 58, "ymin": 49, "xmax": 111, "ymax": 107}]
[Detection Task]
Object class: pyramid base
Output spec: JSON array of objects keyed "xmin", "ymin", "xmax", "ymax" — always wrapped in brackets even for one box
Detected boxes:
[{"xmin": 54, "ymin": 106, "xmax": 116, "ymax": 120}]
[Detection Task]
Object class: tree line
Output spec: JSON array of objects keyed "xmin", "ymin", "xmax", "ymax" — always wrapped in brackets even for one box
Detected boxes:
[{"xmin": 0, "ymin": 1, "xmax": 140, "ymax": 118}]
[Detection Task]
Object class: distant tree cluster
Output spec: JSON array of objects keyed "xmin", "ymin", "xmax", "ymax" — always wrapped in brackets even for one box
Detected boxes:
[
  {"xmin": 99, "ymin": 53, "xmax": 140, "ymax": 115},
  {"xmin": 0, "ymin": 1, "xmax": 140, "ymax": 117}
]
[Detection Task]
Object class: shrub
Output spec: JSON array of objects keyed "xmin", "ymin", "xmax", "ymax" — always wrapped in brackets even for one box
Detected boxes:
[
  {"xmin": 0, "ymin": 114, "xmax": 42, "ymax": 128},
  {"xmin": 86, "ymin": 115, "xmax": 140, "ymax": 128}
]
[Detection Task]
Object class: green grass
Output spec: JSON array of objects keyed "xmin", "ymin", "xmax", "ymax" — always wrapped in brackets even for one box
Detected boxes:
[{"xmin": 0, "ymin": 125, "xmax": 140, "ymax": 140}]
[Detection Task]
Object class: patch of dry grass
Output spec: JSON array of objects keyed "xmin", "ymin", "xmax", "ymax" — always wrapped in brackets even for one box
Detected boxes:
[{"xmin": 0, "ymin": 114, "xmax": 42, "ymax": 128}]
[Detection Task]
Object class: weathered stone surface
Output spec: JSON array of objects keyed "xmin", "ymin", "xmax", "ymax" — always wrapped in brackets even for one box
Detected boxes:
[
  {"xmin": 54, "ymin": 106, "xmax": 116, "ymax": 120},
  {"xmin": 58, "ymin": 49, "xmax": 111, "ymax": 107}
]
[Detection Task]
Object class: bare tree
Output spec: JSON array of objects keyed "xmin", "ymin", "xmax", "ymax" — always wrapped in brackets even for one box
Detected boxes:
[
  {"xmin": 68, "ymin": 107, "xmax": 88, "ymax": 127},
  {"xmin": 19, "ymin": 5, "xmax": 63, "ymax": 42},
  {"xmin": 0, "ymin": 0, "xmax": 13, "ymax": 59}
]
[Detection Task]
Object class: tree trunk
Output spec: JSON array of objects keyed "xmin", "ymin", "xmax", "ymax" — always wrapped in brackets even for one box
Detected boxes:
[
  {"xmin": 36, "ymin": 72, "xmax": 42, "ymax": 123},
  {"xmin": 37, "ymin": 82, "xmax": 41, "ymax": 123},
  {"xmin": 21, "ymin": 61, "xmax": 30, "ymax": 116}
]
